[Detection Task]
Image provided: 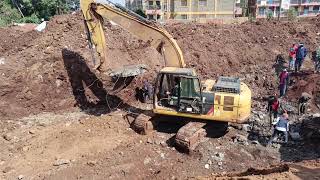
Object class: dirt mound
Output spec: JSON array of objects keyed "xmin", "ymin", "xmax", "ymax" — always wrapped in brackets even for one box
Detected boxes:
[
  {"xmin": 1, "ymin": 13, "xmax": 320, "ymax": 118},
  {"xmin": 0, "ymin": 13, "xmax": 162, "ymax": 118},
  {"xmin": 0, "ymin": 27, "xmax": 39, "ymax": 54},
  {"xmin": 165, "ymin": 19, "xmax": 319, "ymax": 99}
]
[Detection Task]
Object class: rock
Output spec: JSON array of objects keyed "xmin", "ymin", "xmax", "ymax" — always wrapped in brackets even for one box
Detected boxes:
[
  {"xmin": 144, "ymin": 157, "xmax": 151, "ymax": 165},
  {"xmin": 87, "ymin": 161, "xmax": 96, "ymax": 167},
  {"xmin": 204, "ymin": 164, "xmax": 210, "ymax": 169},
  {"xmin": 55, "ymin": 79, "xmax": 63, "ymax": 87},
  {"xmin": 3, "ymin": 133, "xmax": 13, "ymax": 141},
  {"xmin": 160, "ymin": 153, "xmax": 165, "ymax": 159},
  {"xmin": 53, "ymin": 159, "xmax": 70, "ymax": 166},
  {"xmin": 147, "ymin": 138, "xmax": 153, "ymax": 144},
  {"xmin": 217, "ymin": 162, "xmax": 223, "ymax": 166},
  {"xmin": 242, "ymin": 124, "xmax": 252, "ymax": 132},
  {"xmin": 22, "ymin": 146, "xmax": 29, "ymax": 152},
  {"xmin": 290, "ymin": 132, "xmax": 301, "ymax": 140},
  {"xmin": 160, "ymin": 141, "xmax": 166, "ymax": 147},
  {"xmin": 212, "ymin": 152, "xmax": 224, "ymax": 161},
  {"xmin": 251, "ymin": 140, "xmax": 260, "ymax": 145},
  {"xmin": 18, "ymin": 175, "xmax": 24, "ymax": 180},
  {"xmin": 3, "ymin": 166, "xmax": 13, "ymax": 173},
  {"xmin": 0, "ymin": 58, "xmax": 5, "ymax": 65},
  {"xmin": 29, "ymin": 130, "xmax": 36, "ymax": 134},
  {"xmin": 207, "ymin": 160, "xmax": 212, "ymax": 165},
  {"xmin": 119, "ymin": 152, "xmax": 124, "ymax": 156},
  {"xmin": 233, "ymin": 134, "xmax": 248, "ymax": 144}
]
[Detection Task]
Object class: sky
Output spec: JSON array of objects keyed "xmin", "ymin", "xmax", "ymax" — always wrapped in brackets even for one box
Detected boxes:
[{"xmin": 96, "ymin": 0, "xmax": 125, "ymax": 6}]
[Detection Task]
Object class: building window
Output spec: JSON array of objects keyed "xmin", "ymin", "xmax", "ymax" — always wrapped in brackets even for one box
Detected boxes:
[
  {"xmin": 149, "ymin": 1, "xmax": 153, "ymax": 6},
  {"xmin": 314, "ymin": 6, "xmax": 320, "ymax": 12},
  {"xmin": 156, "ymin": 1, "xmax": 161, "ymax": 9},
  {"xmin": 181, "ymin": 14, "xmax": 187, "ymax": 19},
  {"xmin": 259, "ymin": 7, "xmax": 265, "ymax": 16},
  {"xmin": 181, "ymin": 0, "xmax": 187, "ymax": 6},
  {"xmin": 199, "ymin": 0, "xmax": 207, "ymax": 6},
  {"xmin": 157, "ymin": 14, "xmax": 161, "ymax": 19},
  {"xmin": 199, "ymin": 14, "xmax": 206, "ymax": 18},
  {"xmin": 148, "ymin": 14, "xmax": 154, "ymax": 20}
]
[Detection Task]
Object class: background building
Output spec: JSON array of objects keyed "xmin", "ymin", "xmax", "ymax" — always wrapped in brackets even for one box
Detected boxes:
[
  {"xmin": 126, "ymin": 0, "xmax": 243, "ymax": 21},
  {"xmin": 256, "ymin": 0, "xmax": 320, "ymax": 18}
]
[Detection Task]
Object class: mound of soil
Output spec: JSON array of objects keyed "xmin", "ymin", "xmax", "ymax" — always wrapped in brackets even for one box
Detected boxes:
[
  {"xmin": 166, "ymin": 17, "xmax": 320, "ymax": 99},
  {"xmin": 0, "ymin": 13, "xmax": 319, "ymax": 118}
]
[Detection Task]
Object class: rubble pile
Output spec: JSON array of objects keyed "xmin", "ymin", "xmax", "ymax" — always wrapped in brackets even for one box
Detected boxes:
[{"xmin": 0, "ymin": 13, "xmax": 319, "ymax": 119}]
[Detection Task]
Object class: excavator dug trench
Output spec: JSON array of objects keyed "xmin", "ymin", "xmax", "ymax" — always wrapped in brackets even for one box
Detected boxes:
[{"xmin": 80, "ymin": 0, "xmax": 252, "ymax": 152}]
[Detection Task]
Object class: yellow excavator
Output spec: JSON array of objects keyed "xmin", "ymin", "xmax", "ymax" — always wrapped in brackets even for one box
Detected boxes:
[{"xmin": 80, "ymin": 0, "xmax": 251, "ymax": 152}]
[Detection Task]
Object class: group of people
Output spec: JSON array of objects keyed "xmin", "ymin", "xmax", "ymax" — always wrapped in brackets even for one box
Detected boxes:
[
  {"xmin": 288, "ymin": 43, "xmax": 308, "ymax": 72},
  {"xmin": 266, "ymin": 42, "xmax": 317, "ymax": 146}
]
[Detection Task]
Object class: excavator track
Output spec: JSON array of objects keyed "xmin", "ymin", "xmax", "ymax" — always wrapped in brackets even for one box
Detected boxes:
[
  {"xmin": 131, "ymin": 114, "xmax": 156, "ymax": 135},
  {"xmin": 175, "ymin": 121, "xmax": 207, "ymax": 153}
]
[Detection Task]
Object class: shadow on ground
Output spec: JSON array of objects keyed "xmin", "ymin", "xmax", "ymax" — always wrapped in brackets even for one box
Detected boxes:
[{"xmin": 62, "ymin": 48, "xmax": 145, "ymax": 117}]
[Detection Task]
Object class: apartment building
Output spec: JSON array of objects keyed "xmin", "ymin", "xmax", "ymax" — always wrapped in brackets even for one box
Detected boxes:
[
  {"xmin": 256, "ymin": 0, "xmax": 320, "ymax": 18},
  {"xmin": 126, "ymin": 0, "xmax": 241, "ymax": 21}
]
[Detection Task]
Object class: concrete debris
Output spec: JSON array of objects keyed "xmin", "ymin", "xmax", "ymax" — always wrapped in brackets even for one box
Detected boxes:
[
  {"xmin": 53, "ymin": 159, "xmax": 70, "ymax": 166},
  {"xmin": 160, "ymin": 153, "xmax": 165, "ymax": 159},
  {"xmin": 204, "ymin": 164, "xmax": 210, "ymax": 169}
]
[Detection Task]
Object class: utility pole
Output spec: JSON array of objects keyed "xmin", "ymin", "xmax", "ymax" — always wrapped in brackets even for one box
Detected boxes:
[{"xmin": 278, "ymin": 0, "xmax": 282, "ymax": 21}]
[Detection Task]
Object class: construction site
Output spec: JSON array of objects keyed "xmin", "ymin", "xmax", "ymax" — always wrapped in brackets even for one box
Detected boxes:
[{"xmin": 0, "ymin": 1, "xmax": 320, "ymax": 179}]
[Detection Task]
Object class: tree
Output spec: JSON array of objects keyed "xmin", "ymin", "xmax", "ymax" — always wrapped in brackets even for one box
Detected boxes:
[
  {"xmin": 0, "ymin": 0, "xmax": 21, "ymax": 26},
  {"xmin": 0, "ymin": 0, "xmax": 79, "ymax": 26}
]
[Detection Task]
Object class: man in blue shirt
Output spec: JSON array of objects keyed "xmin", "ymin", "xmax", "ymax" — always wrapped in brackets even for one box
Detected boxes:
[
  {"xmin": 268, "ymin": 113, "xmax": 289, "ymax": 145},
  {"xmin": 295, "ymin": 43, "xmax": 308, "ymax": 72}
]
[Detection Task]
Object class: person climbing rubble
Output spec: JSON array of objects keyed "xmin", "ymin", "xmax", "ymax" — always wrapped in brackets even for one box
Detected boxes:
[
  {"xmin": 267, "ymin": 95, "xmax": 280, "ymax": 125},
  {"xmin": 298, "ymin": 92, "xmax": 312, "ymax": 115},
  {"xmin": 288, "ymin": 43, "xmax": 297, "ymax": 71},
  {"xmin": 279, "ymin": 69, "xmax": 289, "ymax": 97},
  {"xmin": 268, "ymin": 113, "xmax": 289, "ymax": 145},
  {"xmin": 295, "ymin": 43, "xmax": 308, "ymax": 72}
]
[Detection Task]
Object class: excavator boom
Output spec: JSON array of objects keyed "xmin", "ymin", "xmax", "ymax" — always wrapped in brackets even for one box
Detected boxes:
[{"xmin": 80, "ymin": 0, "xmax": 185, "ymax": 71}]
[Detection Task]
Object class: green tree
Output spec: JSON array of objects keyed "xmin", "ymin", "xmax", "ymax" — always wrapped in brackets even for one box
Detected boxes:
[
  {"xmin": 0, "ymin": 0, "xmax": 21, "ymax": 26},
  {"xmin": 0, "ymin": 0, "xmax": 78, "ymax": 26}
]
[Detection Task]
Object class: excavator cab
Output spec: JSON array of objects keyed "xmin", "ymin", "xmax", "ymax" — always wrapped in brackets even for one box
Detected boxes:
[{"xmin": 154, "ymin": 67, "xmax": 203, "ymax": 114}]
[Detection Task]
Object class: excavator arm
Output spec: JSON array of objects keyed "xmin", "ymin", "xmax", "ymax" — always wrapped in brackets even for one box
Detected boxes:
[{"xmin": 80, "ymin": 0, "xmax": 185, "ymax": 72}]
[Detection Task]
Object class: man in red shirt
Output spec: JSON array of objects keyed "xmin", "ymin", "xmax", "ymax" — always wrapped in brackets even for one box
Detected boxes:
[
  {"xmin": 288, "ymin": 44, "xmax": 297, "ymax": 71},
  {"xmin": 279, "ymin": 69, "xmax": 289, "ymax": 97}
]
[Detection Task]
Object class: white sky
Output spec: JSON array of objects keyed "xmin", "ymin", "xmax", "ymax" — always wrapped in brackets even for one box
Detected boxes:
[{"xmin": 96, "ymin": 0, "xmax": 125, "ymax": 6}]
